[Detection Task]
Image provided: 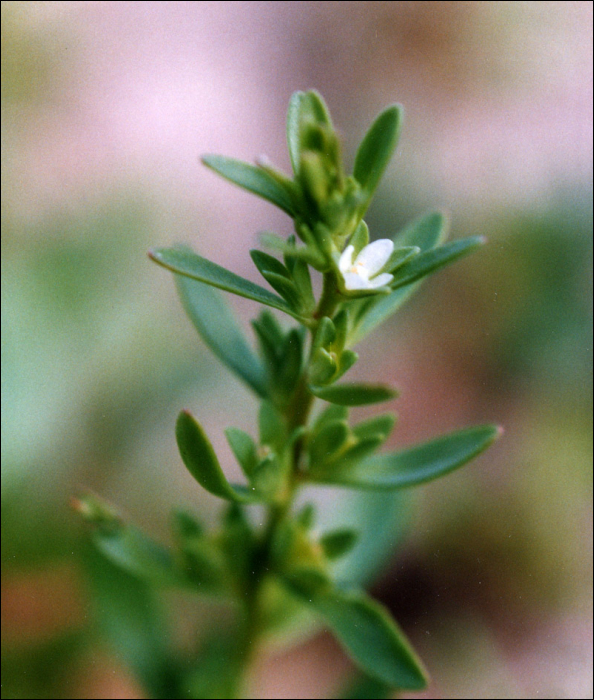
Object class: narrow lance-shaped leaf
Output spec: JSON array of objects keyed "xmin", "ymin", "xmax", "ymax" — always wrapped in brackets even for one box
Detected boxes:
[
  {"xmin": 391, "ymin": 236, "xmax": 485, "ymax": 290},
  {"xmin": 311, "ymin": 383, "xmax": 398, "ymax": 406},
  {"xmin": 149, "ymin": 247, "xmax": 304, "ymax": 321},
  {"xmin": 202, "ymin": 154, "xmax": 296, "ymax": 216},
  {"xmin": 285, "ymin": 580, "xmax": 428, "ymax": 690},
  {"xmin": 354, "ymin": 105, "xmax": 403, "ymax": 206},
  {"xmin": 313, "ymin": 425, "xmax": 502, "ymax": 490},
  {"xmin": 175, "ymin": 410, "xmax": 259, "ymax": 503},
  {"xmin": 176, "ymin": 274, "xmax": 267, "ymax": 397}
]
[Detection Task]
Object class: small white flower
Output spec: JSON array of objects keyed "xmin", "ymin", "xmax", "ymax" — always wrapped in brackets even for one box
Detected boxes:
[{"xmin": 338, "ymin": 239, "xmax": 394, "ymax": 291}]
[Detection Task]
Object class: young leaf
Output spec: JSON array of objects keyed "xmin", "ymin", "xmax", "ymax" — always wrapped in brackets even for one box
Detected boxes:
[
  {"xmin": 354, "ymin": 105, "xmax": 403, "ymax": 204},
  {"xmin": 333, "ymin": 435, "xmax": 385, "ymax": 471},
  {"xmin": 259, "ymin": 400, "xmax": 286, "ymax": 448},
  {"xmin": 287, "ymin": 90, "xmax": 306, "ymax": 175},
  {"xmin": 291, "ymin": 259, "xmax": 315, "ymax": 312},
  {"xmin": 391, "ymin": 236, "xmax": 485, "ymax": 290},
  {"xmin": 149, "ymin": 247, "xmax": 304, "ymax": 321},
  {"xmin": 202, "ymin": 154, "xmax": 296, "ymax": 216},
  {"xmin": 277, "ymin": 328, "xmax": 304, "ymax": 394},
  {"xmin": 315, "ymin": 425, "xmax": 501, "ymax": 489},
  {"xmin": 286, "ymin": 582, "xmax": 428, "ymax": 690},
  {"xmin": 175, "ymin": 410, "xmax": 259, "ymax": 503},
  {"xmin": 312, "ymin": 404, "xmax": 349, "ymax": 433},
  {"xmin": 260, "ymin": 232, "xmax": 327, "ymax": 270},
  {"xmin": 352, "ymin": 413, "xmax": 397, "ymax": 441},
  {"xmin": 176, "ymin": 275, "xmax": 267, "ymax": 397},
  {"xmin": 319, "ymin": 530, "xmax": 358, "ymax": 560},
  {"xmin": 311, "ymin": 383, "xmax": 398, "ymax": 406},
  {"xmin": 308, "ymin": 420, "xmax": 351, "ymax": 466},
  {"xmin": 309, "ymin": 347, "xmax": 338, "ymax": 386},
  {"xmin": 250, "ymin": 453, "xmax": 282, "ymax": 499},
  {"xmin": 225, "ymin": 427, "xmax": 258, "ymax": 477}
]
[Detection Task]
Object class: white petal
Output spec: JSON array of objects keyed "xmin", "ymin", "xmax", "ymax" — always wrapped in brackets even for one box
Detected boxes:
[
  {"xmin": 342, "ymin": 272, "xmax": 372, "ymax": 290},
  {"xmin": 338, "ymin": 245, "xmax": 355, "ymax": 273},
  {"xmin": 354, "ymin": 239, "xmax": 394, "ymax": 275},
  {"xmin": 367, "ymin": 272, "xmax": 394, "ymax": 288}
]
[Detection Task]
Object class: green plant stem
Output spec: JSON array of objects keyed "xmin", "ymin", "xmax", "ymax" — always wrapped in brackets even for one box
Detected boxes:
[{"xmin": 235, "ymin": 271, "xmax": 341, "ymax": 697}]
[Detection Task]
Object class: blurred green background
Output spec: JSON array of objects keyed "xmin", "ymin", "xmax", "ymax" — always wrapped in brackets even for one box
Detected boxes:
[{"xmin": 2, "ymin": 2, "xmax": 592, "ymax": 698}]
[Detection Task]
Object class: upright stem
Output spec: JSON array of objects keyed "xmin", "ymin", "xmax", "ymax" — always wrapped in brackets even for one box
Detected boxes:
[{"xmin": 235, "ymin": 271, "xmax": 341, "ymax": 697}]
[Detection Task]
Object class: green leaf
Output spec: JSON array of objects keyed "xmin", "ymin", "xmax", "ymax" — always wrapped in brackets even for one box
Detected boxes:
[
  {"xmin": 287, "ymin": 91, "xmax": 306, "ymax": 174},
  {"xmin": 385, "ymin": 246, "xmax": 420, "ymax": 273},
  {"xmin": 311, "ymin": 383, "xmax": 398, "ymax": 406},
  {"xmin": 309, "ymin": 420, "xmax": 350, "ymax": 466},
  {"xmin": 149, "ymin": 246, "xmax": 303, "ymax": 320},
  {"xmin": 394, "ymin": 211, "xmax": 449, "ymax": 251},
  {"xmin": 333, "ymin": 436, "xmax": 385, "ymax": 470},
  {"xmin": 352, "ymin": 414, "xmax": 397, "ymax": 441},
  {"xmin": 250, "ymin": 249, "xmax": 292, "ymax": 280},
  {"xmin": 349, "ymin": 220, "xmax": 370, "ymax": 255},
  {"xmin": 287, "ymin": 583, "xmax": 428, "ymax": 689},
  {"xmin": 312, "ymin": 404, "xmax": 349, "ymax": 432},
  {"xmin": 304, "ymin": 90, "xmax": 333, "ymax": 127},
  {"xmin": 175, "ymin": 410, "xmax": 259, "ymax": 503},
  {"xmin": 349, "ymin": 285, "xmax": 421, "ymax": 345},
  {"xmin": 335, "ymin": 349, "xmax": 359, "ymax": 380},
  {"xmin": 391, "ymin": 236, "xmax": 485, "ymax": 290},
  {"xmin": 171, "ymin": 509, "xmax": 204, "ymax": 539},
  {"xmin": 354, "ymin": 105, "xmax": 403, "ymax": 204},
  {"xmin": 316, "ymin": 425, "xmax": 501, "ymax": 489},
  {"xmin": 309, "ymin": 347, "xmax": 338, "ymax": 386},
  {"xmin": 291, "ymin": 259, "xmax": 315, "ymax": 312},
  {"xmin": 83, "ymin": 544, "xmax": 172, "ymax": 699},
  {"xmin": 259, "ymin": 400, "xmax": 286, "ymax": 448},
  {"xmin": 92, "ymin": 525, "xmax": 183, "ymax": 587},
  {"xmin": 260, "ymin": 232, "xmax": 327, "ymax": 269},
  {"xmin": 277, "ymin": 328, "xmax": 304, "ymax": 394},
  {"xmin": 225, "ymin": 427, "xmax": 258, "ymax": 477},
  {"xmin": 201, "ymin": 154, "xmax": 295, "ymax": 216},
  {"xmin": 250, "ymin": 453, "xmax": 283, "ymax": 498},
  {"xmin": 319, "ymin": 530, "xmax": 358, "ymax": 560},
  {"xmin": 176, "ymin": 274, "xmax": 267, "ymax": 397},
  {"xmin": 178, "ymin": 537, "xmax": 229, "ymax": 594},
  {"xmin": 337, "ymin": 672, "xmax": 393, "ymax": 699}
]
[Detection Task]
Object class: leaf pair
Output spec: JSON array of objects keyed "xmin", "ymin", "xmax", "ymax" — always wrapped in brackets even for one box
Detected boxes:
[{"xmin": 176, "ymin": 409, "xmax": 292, "ymax": 505}]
